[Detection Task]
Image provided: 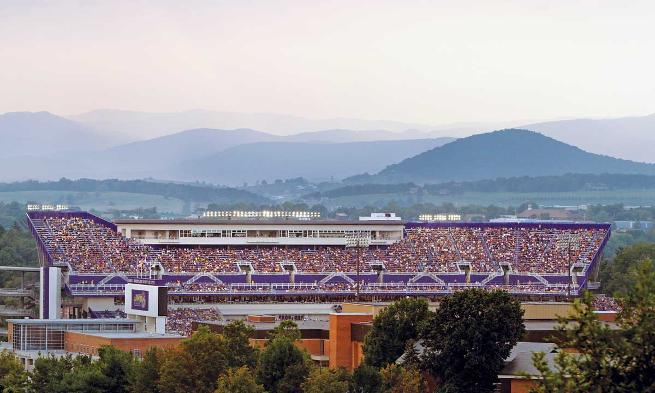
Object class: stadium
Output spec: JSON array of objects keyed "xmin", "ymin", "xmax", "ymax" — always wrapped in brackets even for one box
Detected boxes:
[{"xmin": 25, "ymin": 209, "xmax": 610, "ymax": 328}]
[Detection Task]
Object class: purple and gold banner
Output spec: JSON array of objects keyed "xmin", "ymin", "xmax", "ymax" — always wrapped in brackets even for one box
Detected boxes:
[{"xmin": 131, "ymin": 289, "xmax": 149, "ymax": 311}]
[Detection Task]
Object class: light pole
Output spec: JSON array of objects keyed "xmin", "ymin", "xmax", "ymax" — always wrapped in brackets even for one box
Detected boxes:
[{"xmin": 345, "ymin": 233, "xmax": 370, "ymax": 301}]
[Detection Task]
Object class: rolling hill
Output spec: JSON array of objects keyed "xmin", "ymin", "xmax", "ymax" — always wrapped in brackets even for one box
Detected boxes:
[
  {"xmin": 170, "ymin": 138, "xmax": 453, "ymax": 185},
  {"xmin": 522, "ymin": 113, "xmax": 655, "ymax": 163},
  {"xmin": 96, "ymin": 128, "xmax": 278, "ymax": 171},
  {"xmin": 0, "ymin": 111, "xmax": 120, "ymax": 158},
  {"xmin": 71, "ymin": 109, "xmax": 438, "ymax": 140},
  {"xmin": 367, "ymin": 129, "xmax": 655, "ymax": 183}
]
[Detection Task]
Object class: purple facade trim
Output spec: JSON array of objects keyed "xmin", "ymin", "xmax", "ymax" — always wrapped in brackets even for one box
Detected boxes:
[
  {"xmin": 437, "ymin": 274, "xmax": 467, "ymax": 283},
  {"xmin": 43, "ymin": 267, "xmax": 49, "ymax": 319},
  {"xmin": 543, "ymin": 276, "xmax": 572, "ymax": 284},
  {"xmin": 383, "ymin": 274, "xmax": 415, "ymax": 282},
  {"xmin": 252, "ymin": 274, "xmax": 289, "ymax": 283},
  {"xmin": 347, "ymin": 274, "xmax": 378, "ymax": 283},
  {"xmin": 406, "ymin": 221, "xmax": 611, "ymax": 231},
  {"xmin": 294, "ymin": 274, "xmax": 327, "ymax": 283},
  {"xmin": 68, "ymin": 276, "xmax": 106, "ymax": 284},
  {"xmin": 469, "ymin": 274, "xmax": 490, "ymax": 283},
  {"xmin": 215, "ymin": 274, "xmax": 247, "ymax": 284},
  {"xmin": 324, "ymin": 275, "xmax": 350, "ymax": 283},
  {"xmin": 105, "ymin": 276, "xmax": 128, "ymax": 284},
  {"xmin": 192, "ymin": 275, "xmax": 217, "ymax": 284},
  {"xmin": 413, "ymin": 275, "xmax": 439, "ymax": 283},
  {"xmin": 486, "ymin": 276, "xmax": 505, "ymax": 285}
]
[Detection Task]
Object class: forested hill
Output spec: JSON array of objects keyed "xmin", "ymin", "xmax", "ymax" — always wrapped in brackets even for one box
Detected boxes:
[
  {"xmin": 308, "ymin": 173, "xmax": 655, "ymax": 199},
  {"xmin": 370, "ymin": 129, "xmax": 655, "ymax": 183},
  {"xmin": 0, "ymin": 179, "xmax": 269, "ymax": 204}
]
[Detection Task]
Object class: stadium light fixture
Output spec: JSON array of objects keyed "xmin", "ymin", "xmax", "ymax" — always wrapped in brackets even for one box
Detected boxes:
[
  {"xmin": 345, "ymin": 233, "xmax": 370, "ymax": 301},
  {"xmin": 26, "ymin": 203, "xmax": 70, "ymax": 211},
  {"xmin": 419, "ymin": 214, "xmax": 462, "ymax": 222},
  {"xmin": 202, "ymin": 210, "xmax": 320, "ymax": 219}
]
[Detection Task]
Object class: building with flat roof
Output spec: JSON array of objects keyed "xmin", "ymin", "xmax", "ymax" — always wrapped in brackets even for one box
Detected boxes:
[
  {"xmin": 113, "ymin": 217, "xmax": 404, "ymax": 247},
  {"xmin": 6, "ymin": 317, "xmax": 182, "ymax": 370}
]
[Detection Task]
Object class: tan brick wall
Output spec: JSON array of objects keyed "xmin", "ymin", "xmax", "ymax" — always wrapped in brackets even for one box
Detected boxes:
[
  {"xmin": 511, "ymin": 379, "xmax": 537, "ymax": 393},
  {"xmin": 522, "ymin": 303, "xmax": 575, "ymax": 319},
  {"xmin": 328, "ymin": 314, "xmax": 373, "ymax": 370},
  {"xmin": 64, "ymin": 331, "xmax": 182, "ymax": 356},
  {"xmin": 249, "ymin": 338, "xmax": 326, "ymax": 357}
]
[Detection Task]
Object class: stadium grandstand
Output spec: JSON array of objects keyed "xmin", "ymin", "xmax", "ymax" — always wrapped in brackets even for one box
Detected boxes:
[{"xmin": 27, "ymin": 210, "xmax": 609, "ymax": 306}]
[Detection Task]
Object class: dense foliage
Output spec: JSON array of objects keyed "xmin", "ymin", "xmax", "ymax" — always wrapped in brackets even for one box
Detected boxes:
[
  {"xmin": 531, "ymin": 260, "xmax": 655, "ymax": 392},
  {"xmin": 421, "ymin": 289, "xmax": 525, "ymax": 393},
  {"xmin": 600, "ymin": 243, "xmax": 655, "ymax": 296},
  {"xmin": 0, "ymin": 221, "xmax": 39, "ymax": 296},
  {"xmin": 0, "ymin": 202, "xmax": 26, "ymax": 230},
  {"xmin": 363, "ymin": 298, "xmax": 430, "ymax": 367},
  {"xmin": 327, "ymin": 174, "xmax": 655, "ymax": 198},
  {"xmin": 0, "ymin": 178, "xmax": 268, "ymax": 204}
]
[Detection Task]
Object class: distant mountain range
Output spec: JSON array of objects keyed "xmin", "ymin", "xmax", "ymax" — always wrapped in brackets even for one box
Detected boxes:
[
  {"xmin": 70, "ymin": 109, "xmax": 445, "ymax": 140},
  {"xmin": 69, "ymin": 109, "xmax": 655, "ymax": 163},
  {"xmin": 0, "ymin": 112, "xmax": 454, "ymax": 183},
  {"xmin": 0, "ymin": 112, "xmax": 119, "ymax": 159},
  {"xmin": 2, "ymin": 110, "xmax": 655, "ymax": 187},
  {"xmin": 522, "ymin": 113, "xmax": 655, "ymax": 163},
  {"xmin": 170, "ymin": 139, "xmax": 453, "ymax": 185},
  {"xmin": 348, "ymin": 129, "xmax": 655, "ymax": 184}
]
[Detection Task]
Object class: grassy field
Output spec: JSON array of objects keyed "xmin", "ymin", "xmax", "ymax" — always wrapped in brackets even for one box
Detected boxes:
[
  {"xmin": 0, "ymin": 191, "xmax": 188, "ymax": 214},
  {"xmin": 318, "ymin": 189, "xmax": 655, "ymax": 208}
]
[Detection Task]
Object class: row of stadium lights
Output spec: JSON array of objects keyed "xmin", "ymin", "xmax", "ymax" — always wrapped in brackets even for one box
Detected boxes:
[
  {"xmin": 202, "ymin": 210, "xmax": 321, "ymax": 219},
  {"xmin": 27, "ymin": 204, "xmax": 70, "ymax": 211},
  {"xmin": 419, "ymin": 214, "xmax": 462, "ymax": 221}
]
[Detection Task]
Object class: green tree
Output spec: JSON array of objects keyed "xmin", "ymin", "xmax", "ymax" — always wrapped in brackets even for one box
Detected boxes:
[
  {"xmin": 214, "ymin": 367, "xmax": 265, "ymax": 393},
  {"xmin": 301, "ymin": 368, "xmax": 351, "ymax": 393},
  {"xmin": 223, "ymin": 320, "xmax": 258, "ymax": 369},
  {"xmin": 157, "ymin": 350, "xmax": 197, "ymax": 393},
  {"xmin": 96, "ymin": 346, "xmax": 135, "ymax": 393},
  {"xmin": 159, "ymin": 326, "xmax": 228, "ymax": 393},
  {"xmin": 351, "ymin": 364, "xmax": 383, "ymax": 393},
  {"xmin": 0, "ymin": 350, "xmax": 28, "ymax": 393},
  {"xmin": 131, "ymin": 347, "xmax": 164, "ymax": 393},
  {"xmin": 59, "ymin": 362, "xmax": 107, "ymax": 393},
  {"xmin": 30, "ymin": 354, "xmax": 91, "ymax": 393},
  {"xmin": 379, "ymin": 364, "xmax": 422, "ymax": 393},
  {"xmin": 531, "ymin": 260, "xmax": 655, "ymax": 393},
  {"xmin": 363, "ymin": 297, "xmax": 430, "ymax": 367},
  {"xmin": 256, "ymin": 336, "xmax": 311, "ymax": 393},
  {"xmin": 269, "ymin": 320, "xmax": 301, "ymax": 341},
  {"xmin": 421, "ymin": 289, "xmax": 525, "ymax": 393},
  {"xmin": 600, "ymin": 242, "xmax": 655, "ymax": 296},
  {"xmin": 276, "ymin": 362, "xmax": 311, "ymax": 393}
]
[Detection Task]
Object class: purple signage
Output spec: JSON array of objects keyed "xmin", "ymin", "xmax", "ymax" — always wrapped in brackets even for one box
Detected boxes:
[{"xmin": 131, "ymin": 289, "xmax": 149, "ymax": 311}]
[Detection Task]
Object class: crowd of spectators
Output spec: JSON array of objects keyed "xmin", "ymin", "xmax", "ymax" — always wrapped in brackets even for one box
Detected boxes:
[
  {"xmin": 35, "ymin": 216, "xmax": 607, "ymax": 276},
  {"xmin": 592, "ymin": 295, "xmax": 621, "ymax": 311},
  {"xmin": 165, "ymin": 307, "xmax": 221, "ymax": 336},
  {"xmin": 42, "ymin": 217, "xmax": 150, "ymax": 272}
]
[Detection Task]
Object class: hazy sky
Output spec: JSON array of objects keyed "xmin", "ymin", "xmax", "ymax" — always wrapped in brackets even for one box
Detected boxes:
[{"xmin": 1, "ymin": 0, "xmax": 654, "ymax": 124}]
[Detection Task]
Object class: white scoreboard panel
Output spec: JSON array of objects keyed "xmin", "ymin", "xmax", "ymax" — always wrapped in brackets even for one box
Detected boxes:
[{"xmin": 124, "ymin": 283, "xmax": 168, "ymax": 318}]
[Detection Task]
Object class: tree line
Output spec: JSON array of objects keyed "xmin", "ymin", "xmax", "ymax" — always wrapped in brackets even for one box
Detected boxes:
[
  {"xmin": 310, "ymin": 173, "xmax": 655, "ymax": 199},
  {"xmin": 0, "ymin": 179, "xmax": 267, "ymax": 204}
]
